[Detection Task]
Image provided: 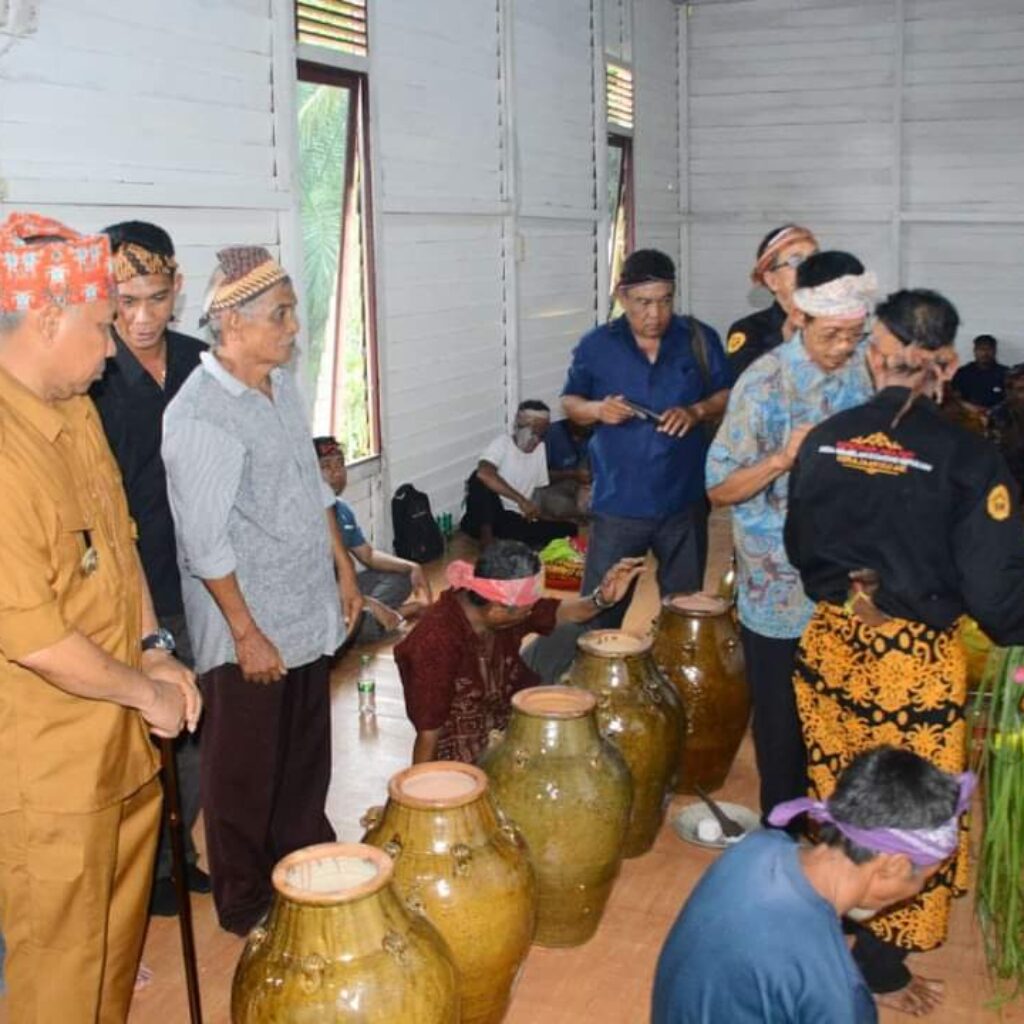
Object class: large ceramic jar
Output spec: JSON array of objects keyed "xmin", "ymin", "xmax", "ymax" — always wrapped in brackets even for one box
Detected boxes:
[
  {"xmin": 231, "ymin": 842, "xmax": 459, "ymax": 1024},
  {"xmin": 568, "ymin": 630, "xmax": 685, "ymax": 857},
  {"xmin": 652, "ymin": 593, "xmax": 749, "ymax": 794},
  {"xmin": 478, "ymin": 685, "xmax": 632, "ymax": 948},
  {"xmin": 362, "ymin": 761, "xmax": 536, "ymax": 1024}
]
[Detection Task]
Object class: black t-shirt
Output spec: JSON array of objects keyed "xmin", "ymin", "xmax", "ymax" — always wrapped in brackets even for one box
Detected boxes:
[
  {"xmin": 90, "ymin": 330, "xmax": 206, "ymax": 617},
  {"xmin": 785, "ymin": 387, "xmax": 1024, "ymax": 645},
  {"xmin": 725, "ymin": 302, "xmax": 787, "ymax": 379},
  {"xmin": 952, "ymin": 360, "xmax": 1007, "ymax": 409}
]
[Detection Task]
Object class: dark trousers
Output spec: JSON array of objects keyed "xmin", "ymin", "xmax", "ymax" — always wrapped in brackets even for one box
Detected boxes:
[
  {"xmin": 739, "ymin": 626, "xmax": 808, "ymax": 823},
  {"xmin": 461, "ymin": 473, "xmax": 576, "ymax": 548},
  {"xmin": 351, "ymin": 569, "xmax": 414, "ymax": 644},
  {"xmin": 850, "ymin": 923, "xmax": 911, "ymax": 993},
  {"xmin": 155, "ymin": 613, "xmax": 201, "ymax": 880},
  {"xmin": 198, "ymin": 657, "xmax": 336, "ymax": 934},
  {"xmin": 580, "ymin": 503, "xmax": 708, "ymax": 629}
]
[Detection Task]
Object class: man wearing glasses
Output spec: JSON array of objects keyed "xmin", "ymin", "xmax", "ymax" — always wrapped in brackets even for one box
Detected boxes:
[
  {"xmin": 706, "ymin": 251, "xmax": 874, "ymax": 826},
  {"xmin": 725, "ymin": 224, "xmax": 819, "ymax": 378}
]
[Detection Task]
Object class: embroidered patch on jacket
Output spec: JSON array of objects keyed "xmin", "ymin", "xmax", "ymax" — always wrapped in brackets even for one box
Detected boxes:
[
  {"xmin": 726, "ymin": 331, "xmax": 746, "ymax": 354},
  {"xmin": 987, "ymin": 483, "xmax": 1011, "ymax": 521},
  {"xmin": 818, "ymin": 432, "xmax": 934, "ymax": 477}
]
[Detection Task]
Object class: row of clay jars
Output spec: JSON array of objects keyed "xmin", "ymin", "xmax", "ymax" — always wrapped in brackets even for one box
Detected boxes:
[
  {"xmin": 567, "ymin": 629, "xmax": 685, "ymax": 856},
  {"xmin": 231, "ymin": 842, "xmax": 460, "ymax": 1023}
]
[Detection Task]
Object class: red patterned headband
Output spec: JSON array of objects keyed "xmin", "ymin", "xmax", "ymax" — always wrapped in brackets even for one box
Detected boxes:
[
  {"xmin": 751, "ymin": 225, "xmax": 819, "ymax": 285},
  {"xmin": 446, "ymin": 560, "xmax": 543, "ymax": 607},
  {"xmin": 0, "ymin": 212, "xmax": 114, "ymax": 314}
]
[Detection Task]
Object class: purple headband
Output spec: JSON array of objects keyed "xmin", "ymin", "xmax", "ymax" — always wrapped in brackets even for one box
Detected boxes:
[{"xmin": 768, "ymin": 771, "xmax": 976, "ymax": 867}]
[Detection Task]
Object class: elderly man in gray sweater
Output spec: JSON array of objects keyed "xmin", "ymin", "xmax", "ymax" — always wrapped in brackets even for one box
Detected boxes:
[{"xmin": 163, "ymin": 246, "xmax": 362, "ymax": 934}]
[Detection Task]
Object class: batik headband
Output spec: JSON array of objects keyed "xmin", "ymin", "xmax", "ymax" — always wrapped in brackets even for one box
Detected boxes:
[
  {"xmin": 792, "ymin": 271, "xmax": 877, "ymax": 321},
  {"xmin": 112, "ymin": 242, "xmax": 178, "ymax": 284},
  {"xmin": 199, "ymin": 246, "xmax": 289, "ymax": 326},
  {"xmin": 446, "ymin": 560, "xmax": 543, "ymax": 607},
  {"xmin": 0, "ymin": 212, "xmax": 114, "ymax": 314},
  {"xmin": 751, "ymin": 225, "xmax": 818, "ymax": 285},
  {"xmin": 768, "ymin": 771, "xmax": 976, "ymax": 867}
]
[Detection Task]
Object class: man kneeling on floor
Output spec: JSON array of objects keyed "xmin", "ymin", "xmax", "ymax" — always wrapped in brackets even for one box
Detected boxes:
[
  {"xmin": 396, "ymin": 540, "xmax": 643, "ymax": 763},
  {"xmin": 461, "ymin": 400, "xmax": 579, "ymax": 548},
  {"xmin": 651, "ymin": 746, "xmax": 973, "ymax": 1024},
  {"xmin": 316, "ymin": 435, "xmax": 432, "ymax": 642}
]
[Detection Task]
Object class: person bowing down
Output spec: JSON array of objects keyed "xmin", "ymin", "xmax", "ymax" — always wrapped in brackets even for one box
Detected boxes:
[{"xmin": 395, "ymin": 540, "xmax": 643, "ymax": 764}]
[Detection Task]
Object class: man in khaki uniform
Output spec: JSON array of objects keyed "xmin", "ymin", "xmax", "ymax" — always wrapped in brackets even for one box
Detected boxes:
[{"xmin": 0, "ymin": 213, "xmax": 201, "ymax": 1022}]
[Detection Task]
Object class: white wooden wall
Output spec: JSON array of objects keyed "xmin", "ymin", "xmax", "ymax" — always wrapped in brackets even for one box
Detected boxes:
[{"xmin": 683, "ymin": 0, "xmax": 1024, "ymax": 363}]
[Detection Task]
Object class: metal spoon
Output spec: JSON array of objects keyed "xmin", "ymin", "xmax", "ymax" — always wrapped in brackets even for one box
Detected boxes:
[{"xmin": 693, "ymin": 783, "xmax": 746, "ymax": 839}]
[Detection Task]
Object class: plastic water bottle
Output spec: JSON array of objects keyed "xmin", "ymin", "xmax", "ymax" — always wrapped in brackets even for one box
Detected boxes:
[{"xmin": 358, "ymin": 654, "xmax": 377, "ymax": 718}]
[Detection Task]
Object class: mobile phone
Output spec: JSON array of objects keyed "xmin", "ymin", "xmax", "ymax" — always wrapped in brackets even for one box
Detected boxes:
[{"xmin": 623, "ymin": 399, "xmax": 661, "ymax": 422}]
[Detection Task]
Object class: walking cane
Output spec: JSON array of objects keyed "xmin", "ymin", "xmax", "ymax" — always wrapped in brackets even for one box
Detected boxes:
[{"xmin": 159, "ymin": 737, "xmax": 204, "ymax": 1024}]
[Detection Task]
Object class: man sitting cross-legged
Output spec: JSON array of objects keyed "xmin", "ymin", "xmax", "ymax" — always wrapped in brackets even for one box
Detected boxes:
[{"xmin": 315, "ymin": 434, "xmax": 432, "ymax": 643}]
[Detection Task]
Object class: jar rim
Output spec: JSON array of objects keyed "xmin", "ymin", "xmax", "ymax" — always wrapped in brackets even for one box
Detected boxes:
[
  {"xmin": 661, "ymin": 591, "xmax": 730, "ymax": 617},
  {"xmin": 389, "ymin": 761, "xmax": 488, "ymax": 809},
  {"xmin": 577, "ymin": 628, "xmax": 652, "ymax": 658},
  {"xmin": 272, "ymin": 842, "xmax": 393, "ymax": 904},
  {"xmin": 512, "ymin": 685, "xmax": 597, "ymax": 718}
]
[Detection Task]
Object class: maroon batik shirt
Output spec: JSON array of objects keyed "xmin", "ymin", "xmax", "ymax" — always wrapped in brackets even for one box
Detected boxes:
[{"xmin": 394, "ymin": 588, "xmax": 560, "ymax": 763}]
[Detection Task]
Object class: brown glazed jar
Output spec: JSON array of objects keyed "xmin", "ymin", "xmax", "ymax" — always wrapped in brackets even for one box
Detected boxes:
[
  {"xmin": 478, "ymin": 686, "xmax": 632, "ymax": 948},
  {"xmin": 568, "ymin": 630, "xmax": 685, "ymax": 857},
  {"xmin": 652, "ymin": 593, "xmax": 749, "ymax": 794},
  {"xmin": 362, "ymin": 762, "xmax": 536, "ymax": 1024},
  {"xmin": 231, "ymin": 843, "xmax": 458, "ymax": 1024}
]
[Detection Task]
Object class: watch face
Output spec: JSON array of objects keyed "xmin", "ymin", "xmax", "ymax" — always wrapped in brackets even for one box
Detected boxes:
[{"xmin": 143, "ymin": 628, "xmax": 176, "ymax": 653}]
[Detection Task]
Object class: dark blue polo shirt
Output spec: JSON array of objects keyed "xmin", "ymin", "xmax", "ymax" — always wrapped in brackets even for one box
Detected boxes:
[
  {"xmin": 952, "ymin": 361, "xmax": 1007, "ymax": 409},
  {"xmin": 562, "ymin": 314, "xmax": 730, "ymax": 518},
  {"xmin": 545, "ymin": 418, "xmax": 589, "ymax": 471}
]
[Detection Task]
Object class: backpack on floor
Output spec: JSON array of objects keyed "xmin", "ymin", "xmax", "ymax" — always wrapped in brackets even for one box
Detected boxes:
[{"xmin": 392, "ymin": 483, "xmax": 445, "ymax": 563}]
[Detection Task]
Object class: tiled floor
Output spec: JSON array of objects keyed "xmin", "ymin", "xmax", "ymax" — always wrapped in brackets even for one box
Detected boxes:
[{"xmin": 1, "ymin": 514, "xmax": 1018, "ymax": 1022}]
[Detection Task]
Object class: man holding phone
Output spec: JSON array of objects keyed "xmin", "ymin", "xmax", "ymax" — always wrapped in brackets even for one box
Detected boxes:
[{"xmin": 561, "ymin": 249, "xmax": 731, "ymax": 626}]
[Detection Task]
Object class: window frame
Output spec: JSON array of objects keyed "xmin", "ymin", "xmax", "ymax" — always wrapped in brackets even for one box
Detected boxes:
[
  {"xmin": 296, "ymin": 57, "xmax": 382, "ymax": 463},
  {"xmin": 607, "ymin": 131, "xmax": 635, "ymax": 314}
]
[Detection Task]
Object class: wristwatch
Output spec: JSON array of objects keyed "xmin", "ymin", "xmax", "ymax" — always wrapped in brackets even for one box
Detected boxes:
[
  {"xmin": 590, "ymin": 587, "xmax": 616, "ymax": 610},
  {"xmin": 141, "ymin": 627, "xmax": 176, "ymax": 655}
]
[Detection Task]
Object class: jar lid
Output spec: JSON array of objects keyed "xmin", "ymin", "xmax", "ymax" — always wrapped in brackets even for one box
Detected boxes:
[
  {"xmin": 272, "ymin": 842, "xmax": 392, "ymax": 904},
  {"xmin": 662, "ymin": 592, "xmax": 730, "ymax": 617},
  {"xmin": 577, "ymin": 629, "xmax": 652, "ymax": 658},
  {"xmin": 513, "ymin": 685, "xmax": 597, "ymax": 719},
  {"xmin": 389, "ymin": 762, "xmax": 487, "ymax": 809}
]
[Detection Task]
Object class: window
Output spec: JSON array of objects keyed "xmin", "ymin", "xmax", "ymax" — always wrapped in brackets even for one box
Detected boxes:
[
  {"xmin": 607, "ymin": 133, "xmax": 633, "ymax": 311},
  {"xmin": 606, "ymin": 62, "xmax": 634, "ymax": 315},
  {"xmin": 296, "ymin": 14, "xmax": 379, "ymax": 460}
]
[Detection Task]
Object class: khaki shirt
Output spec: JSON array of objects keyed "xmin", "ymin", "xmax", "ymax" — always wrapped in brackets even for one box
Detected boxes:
[{"xmin": 0, "ymin": 367, "xmax": 158, "ymax": 813}]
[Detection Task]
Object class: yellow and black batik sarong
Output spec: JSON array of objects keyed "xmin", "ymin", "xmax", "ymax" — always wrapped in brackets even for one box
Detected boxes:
[{"xmin": 793, "ymin": 601, "xmax": 969, "ymax": 953}]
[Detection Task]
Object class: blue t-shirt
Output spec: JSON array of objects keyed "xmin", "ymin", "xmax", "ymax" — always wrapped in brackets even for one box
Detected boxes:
[
  {"xmin": 652, "ymin": 831, "xmax": 877, "ymax": 1024},
  {"xmin": 333, "ymin": 499, "xmax": 366, "ymax": 550},
  {"xmin": 562, "ymin": 314, "xmax": 731, "ymax": 518},
  {"xmin": 545, "ymin": 418, "xmax": 589, "ymax": 471}
]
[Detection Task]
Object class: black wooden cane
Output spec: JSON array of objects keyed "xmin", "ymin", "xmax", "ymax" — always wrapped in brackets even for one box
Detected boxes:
[{"xmin": 159, "ymin": 737, "xmax": 204, "ymax": 1024}]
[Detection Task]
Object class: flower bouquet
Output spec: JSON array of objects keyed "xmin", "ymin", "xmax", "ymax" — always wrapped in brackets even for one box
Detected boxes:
[{"xmin": 970, "ymin": 644, "xmax": 1024, "ymax": 1000}]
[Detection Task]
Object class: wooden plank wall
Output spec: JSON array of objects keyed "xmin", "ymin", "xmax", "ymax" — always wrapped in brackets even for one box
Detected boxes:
[{"xmin": 684, "ymin": 0, "xmax": 1024, "ymax": 361}]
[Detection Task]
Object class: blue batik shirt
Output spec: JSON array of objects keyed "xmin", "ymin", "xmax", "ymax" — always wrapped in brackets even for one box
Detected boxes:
[{"xmin": 706, "ymin": 333, "xmax": 872, "ymax": 638}]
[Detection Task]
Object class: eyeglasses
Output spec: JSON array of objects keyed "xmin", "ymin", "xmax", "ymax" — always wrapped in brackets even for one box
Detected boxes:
[{"xmin": 770, "ymin": 252, "xmax": 810, "ymax": 272}]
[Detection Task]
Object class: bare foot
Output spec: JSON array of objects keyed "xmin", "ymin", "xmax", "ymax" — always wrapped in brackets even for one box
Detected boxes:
[{"xmin": 875, "ymin": 975, "xmax": 945, "ymax": 1016}]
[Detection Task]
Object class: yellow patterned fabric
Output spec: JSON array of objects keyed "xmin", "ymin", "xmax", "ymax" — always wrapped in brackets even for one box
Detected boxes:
[{"xmin": 794, "ymin": 601, "xmax": 969, "ymax": 952}]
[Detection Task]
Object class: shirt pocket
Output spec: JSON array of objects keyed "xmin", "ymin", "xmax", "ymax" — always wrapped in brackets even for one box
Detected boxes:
[{"xmin": 55, "ymin": 502, "xmax": 117, "ymax": 633}]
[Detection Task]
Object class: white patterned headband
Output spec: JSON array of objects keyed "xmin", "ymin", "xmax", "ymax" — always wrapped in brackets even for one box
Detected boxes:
[{"xmin": 793, "ymin": 271, "xmax": 877, "ymax": 321}]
